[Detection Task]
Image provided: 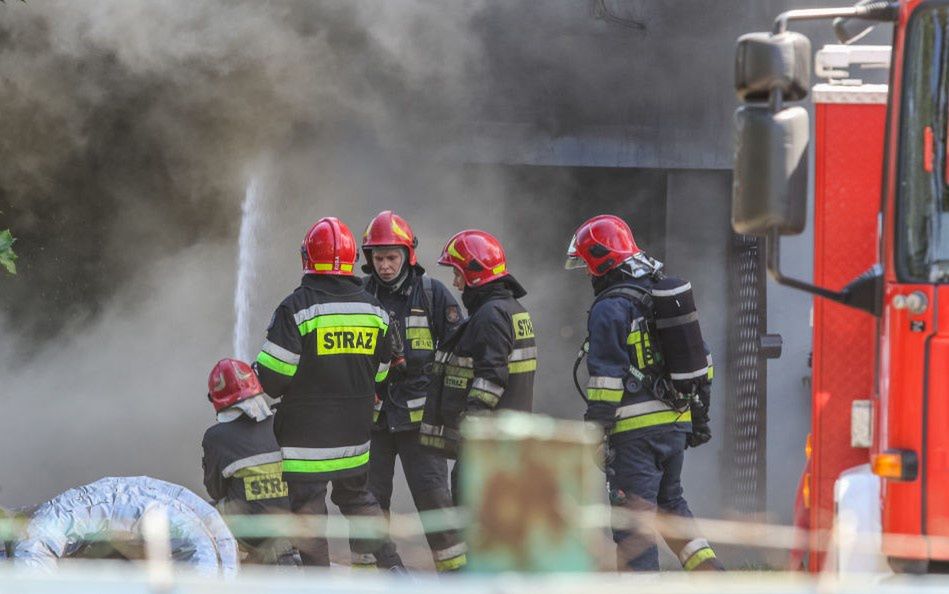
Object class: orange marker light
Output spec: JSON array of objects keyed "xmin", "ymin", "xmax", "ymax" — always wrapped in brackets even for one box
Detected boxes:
[
  {"xmin": 871, "ymin": 449, "xmax": 918, "ymax": 481},
  {"xmin": 802, "ymin": 473, "xmax": 811, "ymax": 509}
]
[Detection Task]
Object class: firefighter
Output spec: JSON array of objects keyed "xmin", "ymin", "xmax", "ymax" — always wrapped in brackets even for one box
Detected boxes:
[
  {"xmin": 419, "ymin": 229, "xmax": 536, "ymax": 502},
  {"xmin": 201, "ymin": 358, "xmax": 298, "ymax": 565},
  {"xmin": 565, "ymin": 214, "xmax": 724, "ymax": 572},
  {"xmin": 253, "ymin": 216, "xmax": 403, "ymax": 570},
  {"xmin": 360, "ymin": 211, "xmax": 468, "ymax": 572}
]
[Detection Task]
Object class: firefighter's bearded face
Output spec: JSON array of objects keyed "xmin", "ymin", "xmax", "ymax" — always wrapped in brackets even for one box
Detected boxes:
[
  {"xmin": 372, "ymin": 247, "xmax": 406, "ymax": 282},
  {"xmin": 452, "ymin": 267, "xmax": 465, "ymax": 291}
]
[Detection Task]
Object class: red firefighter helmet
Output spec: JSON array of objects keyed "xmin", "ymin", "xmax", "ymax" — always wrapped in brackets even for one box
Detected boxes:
[
  {"xmin": 438, "ymin": 229, "xmax": 509, "ymax": 287},
  {"xmin": 361, "ymin": 210, "xmax": 418, "ymax": 267},
  {"xmin": 301, "ymin": 216, "xmax": 357, "ymax": 275},
  {"xmin": 207, "ymin": 358, "xmax": 264, "ymax": 412},
  {"xmin": 565, "ymin": 214, "xmax": 641, "ymax": 276}
]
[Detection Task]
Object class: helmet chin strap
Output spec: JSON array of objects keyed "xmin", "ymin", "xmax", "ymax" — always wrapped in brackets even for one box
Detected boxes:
[{"xmin": 377, "ymin": 263, "xmax": 410, "ymax": 291}]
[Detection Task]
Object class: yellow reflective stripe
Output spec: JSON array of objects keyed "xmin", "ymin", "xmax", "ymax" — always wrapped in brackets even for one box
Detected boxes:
[
  {"xmin": 633, "ymin": 342, "xmax": 645, "ymax": 368},
  {"xmin": 375, "ymin": 367, "xmax": 389, "ymax": 382},
  {"xmin": 447, "ymin": 240, "xmax": 464, "ymax": 260},
  {"xmin": 435, "ymin": 554, "xmax": 467, "ymax": 571},
  {"xmin": 256, "ymin": 351, "xmax": 297, "ymax": 376},
  {"xmin": 708, "ymin": 364, "xmax": 714, "ymax": 381},
  {"xmin": 311, "ymin": 262, "xmax": 354, "ymax": 272},
  {"xmin": 683, "ymin": 547, "xmax": 717, "ymax": 571},
  {"xmin": 508, "ymin": 359, "xmax": 536, "ymax": 374},
  {"xmin": 491, "ymin": 263, "xmax": 506, "ymax": 275},
  {"xmin": 373, "ymin": 410, "xmax": 380, "ymax": 423},
  {"xmin": 612, "ymin": 409, "xmax": 692, "ymax": 434},
  {"xmin": 407, "ymin": 327, "xmax": 434, "ymax": 350},
  {"xmin": 445, "ymin": 365, "xmax": 475, "ymax": 379},
  {"xmin": 587, "ymin": 388, "xmax": 623, "ymax": 403},
  {"xmin": 410, "ymin": 409, "xmax": 424, "ymax": 423},
  {"xmin": 420, "ymin": 434, "xmax": 447, "ymax": 450},
  {"xmin": 282, "ymin": 451, "xmax": 370, "ymax": 474},
  {"xmin": 406, "ymin": 327, "xmax": 432, "ymax": 340},
  {"xmin": 469, "ymin": 388, "xmax": 500, "ymax": 407},
  {"xmin": 626, "ymin": 330, "xmax": 641, "ymax": 346},
  {"xmin": 232, "ymin": 461, "xmax": 284, "ymax": 478}
]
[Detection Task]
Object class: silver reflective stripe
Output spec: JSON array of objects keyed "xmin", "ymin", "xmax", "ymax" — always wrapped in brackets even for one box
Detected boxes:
[
  {"xmin": 281, "ymin": 441, "xmax": 370, "ymax": 461},
  {"xmin": 406, "ymin": 397, "xmax": 427, "ymax": 409},
  {"xmin": 448, "ymin": 355, "xmax": 473, "ymax": 368},
  {"xmin": 377, "ymin": 361, "xmax": 390, "ymax": 373},
  {"xmin": 670, "ymin": 367, "xmax": 709, "ymax": 380},
  {"xmin": 615, "ymin": 400, "xmax": 674, "ymax": 419},
  {"xmin": 472, "ymin": 377, "xmax": 504, "ymax": 396},
  {"xmin": 420, "ymin": 422, "xmax": 444, "ymax": 436},
  {"xmin": 405, "ymin": 315, "xmax": 429, "ymax": 328},
  {"xmin": 655, "ymin": 311, "xmax": 699, "ymax": 329},
  {"xmin": 587, "ymin": 376, "xmax": 624, "ymax": 390},
  {"xmin": 630, "ymin": 317, "xmax": 644, "ymax": 329},
  {"xmin": 434, "ymin": 542, "xmax": 468, "ymax": 561},
  {"xmin": 678, "ymin": 538, "xmax": 711, "ymax": 564},
  {"xmin": 222, "ymin": 451, "xmax": 283, "ymax": 478},
  {"xmin": 651, "ymin": 282, "xmax": 691, "ymax": 297},
  {"xmin": 374, "ymin": 400, "xmax": 383, "ymax": 411},
  {"xmin": 508, "ymin": 347, "xmax": 537, "ymax": 361},
  {"xmin": 292, "ymin": 302, "xmax": 389, "ymax": 326},
  {"xmin": 435, "ymin": 350, "xmax": 451, "ymax": 363},
  {"xmin": 261, "ymin": 340, "xmax": 300, "ymax": 364}
]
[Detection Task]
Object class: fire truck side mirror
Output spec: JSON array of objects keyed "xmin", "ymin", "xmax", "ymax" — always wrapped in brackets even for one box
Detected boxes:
[
  {"xmin": 735, "ymin": 32, "xmax": 811, "ymax": 103},
  {"xmin": 732, "ymin": 105, "xmax": 809, "ymax": 236}
]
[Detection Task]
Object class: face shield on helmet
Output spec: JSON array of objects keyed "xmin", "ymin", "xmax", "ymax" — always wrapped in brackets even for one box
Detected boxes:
[{"xmin": 564, "ymin": 233, "xmax": 587, "ymax": 270}]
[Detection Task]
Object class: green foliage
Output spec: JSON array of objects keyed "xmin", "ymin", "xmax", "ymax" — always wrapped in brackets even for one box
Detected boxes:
[{"xmin": 0, "ymin": 229, "xmax": 17, "ymax": 275}]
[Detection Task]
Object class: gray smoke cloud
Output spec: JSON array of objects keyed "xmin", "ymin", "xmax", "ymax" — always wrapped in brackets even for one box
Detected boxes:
[{"xmin": 0, "ymin": 0, "xmax": 495, "ymax": 507}]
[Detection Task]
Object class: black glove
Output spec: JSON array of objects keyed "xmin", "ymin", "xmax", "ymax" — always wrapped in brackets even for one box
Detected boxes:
[
  {"xmin": 584, "ymin": 403, "xmax": 616, "ymax": 433},
  {"xmin": 687, "ymin": 384, "xmax": 712, "ymax": 448}
]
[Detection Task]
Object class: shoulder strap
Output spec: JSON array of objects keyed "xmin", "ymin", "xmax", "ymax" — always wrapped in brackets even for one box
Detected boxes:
[
  {"xmin": 593, "ymin": 284, "xmax": 652, "ymax": 310},
  {"xmin": 422, "ymin": 275, "xmax": 434, "ymax": 313}
]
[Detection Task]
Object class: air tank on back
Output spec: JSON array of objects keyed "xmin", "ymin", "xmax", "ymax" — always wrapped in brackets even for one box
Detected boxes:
[{"xmin": 650, "ymin": 277, "xmax": 710, "ymax": 393}]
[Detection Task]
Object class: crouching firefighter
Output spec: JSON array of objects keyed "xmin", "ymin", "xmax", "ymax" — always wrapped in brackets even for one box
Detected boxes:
[
  {"xmin": 420, "ymin": 230, "xmax": 536, "ymax": 503},
  {"xmin": 360, "ymin": 211, "xmax": 467, "ymax": 572},
  {"xmin": 254, "ymin": 216, "xmax": 404, "ymax": 570},
  {"xmin": 566, "ymin": 214, "xmax": 724, "ymax": 572},
  {"xmin": 202, "ymin": 358, "xmax": 299, "ymax": 565}
]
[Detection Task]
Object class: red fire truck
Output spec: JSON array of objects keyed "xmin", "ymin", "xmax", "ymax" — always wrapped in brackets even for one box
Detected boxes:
[{"xmin": 733, "ymin": 0, "xmax": 949, "ymax": 573}]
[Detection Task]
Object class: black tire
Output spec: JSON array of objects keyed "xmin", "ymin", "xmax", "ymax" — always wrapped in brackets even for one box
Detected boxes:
[
  {"xmin": 735, "ymin": 31, "xmax": 811, "ymax": 103},
  {"xmin": 887, "ymin": 556, "xmax": 929, "ymax": 574}
]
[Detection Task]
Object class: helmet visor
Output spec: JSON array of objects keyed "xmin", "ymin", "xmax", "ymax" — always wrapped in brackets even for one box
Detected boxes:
[{"xmin": 564, "ymin": 234, "xmax": 587, "ymax": 270}]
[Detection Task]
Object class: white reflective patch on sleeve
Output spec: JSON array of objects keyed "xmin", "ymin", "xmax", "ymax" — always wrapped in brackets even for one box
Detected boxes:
[
  {"xmin": 472, "ymin": 377, "xmax": 504, "ymax": 396},
  {"xmin": 261, "ymin": 340, "xmax": 300, "ymax": 364},
  {"xmin": 587, "ymin": 376, "xmax": 624, "ymax": 390}
]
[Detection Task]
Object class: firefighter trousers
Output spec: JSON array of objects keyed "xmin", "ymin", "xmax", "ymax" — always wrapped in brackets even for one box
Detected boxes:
[
  {"xmin": 369, "ymin": 427, "xmax": 466, "ymax": 571},
  {"xmin": 286, "ymin": 472, "xmax": 399, "ymax": 568},
  {"xmin": 608, "ymin": 430, "xmax": 723, "ymax": 571}
]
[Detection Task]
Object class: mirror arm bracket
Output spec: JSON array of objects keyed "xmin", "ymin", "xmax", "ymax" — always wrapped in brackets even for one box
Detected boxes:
[
  {"xmin": 766, "ymin": 230, "xmax": 852, "ymax": 304},
  {"xmin": 773, "ymin": 3, "xmax": 899, "ymax": 34}
]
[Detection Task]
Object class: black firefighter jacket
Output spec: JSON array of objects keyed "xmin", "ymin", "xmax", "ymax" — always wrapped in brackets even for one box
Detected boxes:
[
  {"xmin": 364, "ymin": 268, "xmax": 462, "ymax": 433},
  {"xmin": 420, "ymin": 278, "xmax": 536, "ymax": 458},
  {"xmin": 201, "ymin": 415, "xmax": 290, "ymax": 515},
  {"xmin": 255, "ymin": 275, "xmax": 392, "ymax": 483}
]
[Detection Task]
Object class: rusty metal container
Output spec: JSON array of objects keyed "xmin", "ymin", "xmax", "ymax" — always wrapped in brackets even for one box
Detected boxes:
[{"xmin": 459, "ymin": 411, "xmax": 602, "ymax": 573}]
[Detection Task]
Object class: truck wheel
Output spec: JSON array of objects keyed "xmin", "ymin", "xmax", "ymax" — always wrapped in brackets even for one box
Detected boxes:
[
  {"xmin": 887, "ymin": 556, "xmax": 929, "ymax": 574},
  {"xmin": 735, "ymin": 31, "xmax": 811, "ymax": 103}
]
